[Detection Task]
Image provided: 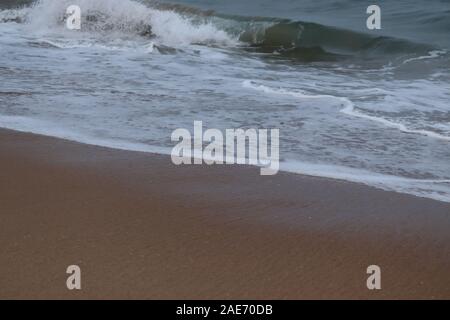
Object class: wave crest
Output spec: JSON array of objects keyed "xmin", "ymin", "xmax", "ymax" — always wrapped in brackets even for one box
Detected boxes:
[
  {"xmin": 0, "ymin": 0, "xmax": 445, "ymax": 60},
  {"xmin": 0, "ymin": 0, "xmax": 237, "ymax": 46}
]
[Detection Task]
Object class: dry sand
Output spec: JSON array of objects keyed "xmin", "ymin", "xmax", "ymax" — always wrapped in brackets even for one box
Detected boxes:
[{"xmin": 0, "ymin": 128, "xmax": 449, "ymax": 299}]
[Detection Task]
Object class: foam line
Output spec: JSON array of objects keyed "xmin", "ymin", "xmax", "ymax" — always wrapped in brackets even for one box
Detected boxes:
[{"xmin": 243, "ymin": 80, "xmax": 450, "ymax": 142}]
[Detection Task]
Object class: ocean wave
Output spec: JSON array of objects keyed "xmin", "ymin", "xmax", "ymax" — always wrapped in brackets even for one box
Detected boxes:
[
  {"xmin": 0, "ymin": 0, "xmax": 444, "ymax": 62},
  {"xmin": 150, "ymin": 1, "xmax": 443, "ymax": 61},
  {"xmin": 242, "ymin": 80, "xmax": 450, "ymax": 142},
  {"xmin": 0, "ymin": 0, "xmax": 237, "ymax": 47},
  {"xmin": 238, "ymin": 20, "xmax": 435, "ymax": 60}
]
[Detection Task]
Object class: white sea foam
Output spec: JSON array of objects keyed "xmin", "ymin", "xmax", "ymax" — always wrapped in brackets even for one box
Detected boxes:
[
  {"xmin": 1, "ymin": 0, "xmax": 237, "ymax": 47},
  {"xmin": 341, "ymin": 106, "xmax": 450, "ymax": 142},
  {"xmin": 0, "ymin": 7, "xmax": 32, "ymax": 22},
  {"xmin": 0, "ymin": 115, "xmax": 172, "ymax": 154},
  {"xmin": 281, "ymin": 161, "xmax": 450, "ymax": 203},
  {"xmin": 402, "ymin": 50, "xmax": 447, "ymax": 64},
  {"xmin": 243, "ymin": 80, "xmax": 450, "ymax": 142}
]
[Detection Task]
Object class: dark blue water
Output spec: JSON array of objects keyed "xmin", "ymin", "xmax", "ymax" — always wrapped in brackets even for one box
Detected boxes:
[{"xmin": 157, "ymin": 0, "xmax": 450, "ymax": 48}]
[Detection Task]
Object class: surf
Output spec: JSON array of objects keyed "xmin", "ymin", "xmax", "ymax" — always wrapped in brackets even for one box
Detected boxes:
[
  {"xmin": 1, "ymin": 0, "xmax": 446, "ymax": 63},
  {"xmin": 243, "ymin": 80, "xmax": 450, "ymax": 142},
  {"xmin": 1, "ymin": 0, "xmax": 449, "ymax": 203}
]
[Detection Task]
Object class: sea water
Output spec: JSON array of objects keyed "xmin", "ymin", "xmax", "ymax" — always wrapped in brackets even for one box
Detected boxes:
[{"xmin": 0, "ymin": 0, "xmax": 449, "ymax": 201}]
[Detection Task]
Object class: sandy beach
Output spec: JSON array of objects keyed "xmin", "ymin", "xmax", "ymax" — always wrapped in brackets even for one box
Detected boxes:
[{"xmin": 0, "ymin": 128, "xmax": 448, "ymax": 299}]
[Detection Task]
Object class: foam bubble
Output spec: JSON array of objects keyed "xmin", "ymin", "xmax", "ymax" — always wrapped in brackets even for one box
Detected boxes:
[{"xmin": 1, "ymin": 0, "xmax": 237, "ymax": 47}]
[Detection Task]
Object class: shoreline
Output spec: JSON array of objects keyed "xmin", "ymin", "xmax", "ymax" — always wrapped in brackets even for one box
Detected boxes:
[
  {"xmin": 1, "ymin": 124, "xmax": 447, "ymax": 204},
  {"xmin": 0, "ymin": 128, "xmax": 449, "ymax": 299}
]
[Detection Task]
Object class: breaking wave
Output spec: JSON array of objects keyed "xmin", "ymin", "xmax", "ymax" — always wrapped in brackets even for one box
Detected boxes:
[
  {"xmin": 0, "ymin": 0, "xmax": 446, "ymax": 61},
  {"xmin": 0, "ymin": 0, "xmax": 236, "ymax": 47}
]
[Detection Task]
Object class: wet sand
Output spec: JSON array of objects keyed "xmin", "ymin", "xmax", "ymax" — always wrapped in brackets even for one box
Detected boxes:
[{"xmin": 0, "ymin": 128, "xmax": 449, "ymax": 299}]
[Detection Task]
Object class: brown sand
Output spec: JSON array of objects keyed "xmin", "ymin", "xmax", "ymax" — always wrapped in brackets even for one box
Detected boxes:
[{"xmin": 0, "ymin": 128, "xmax": 449, "ymax": 299}]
